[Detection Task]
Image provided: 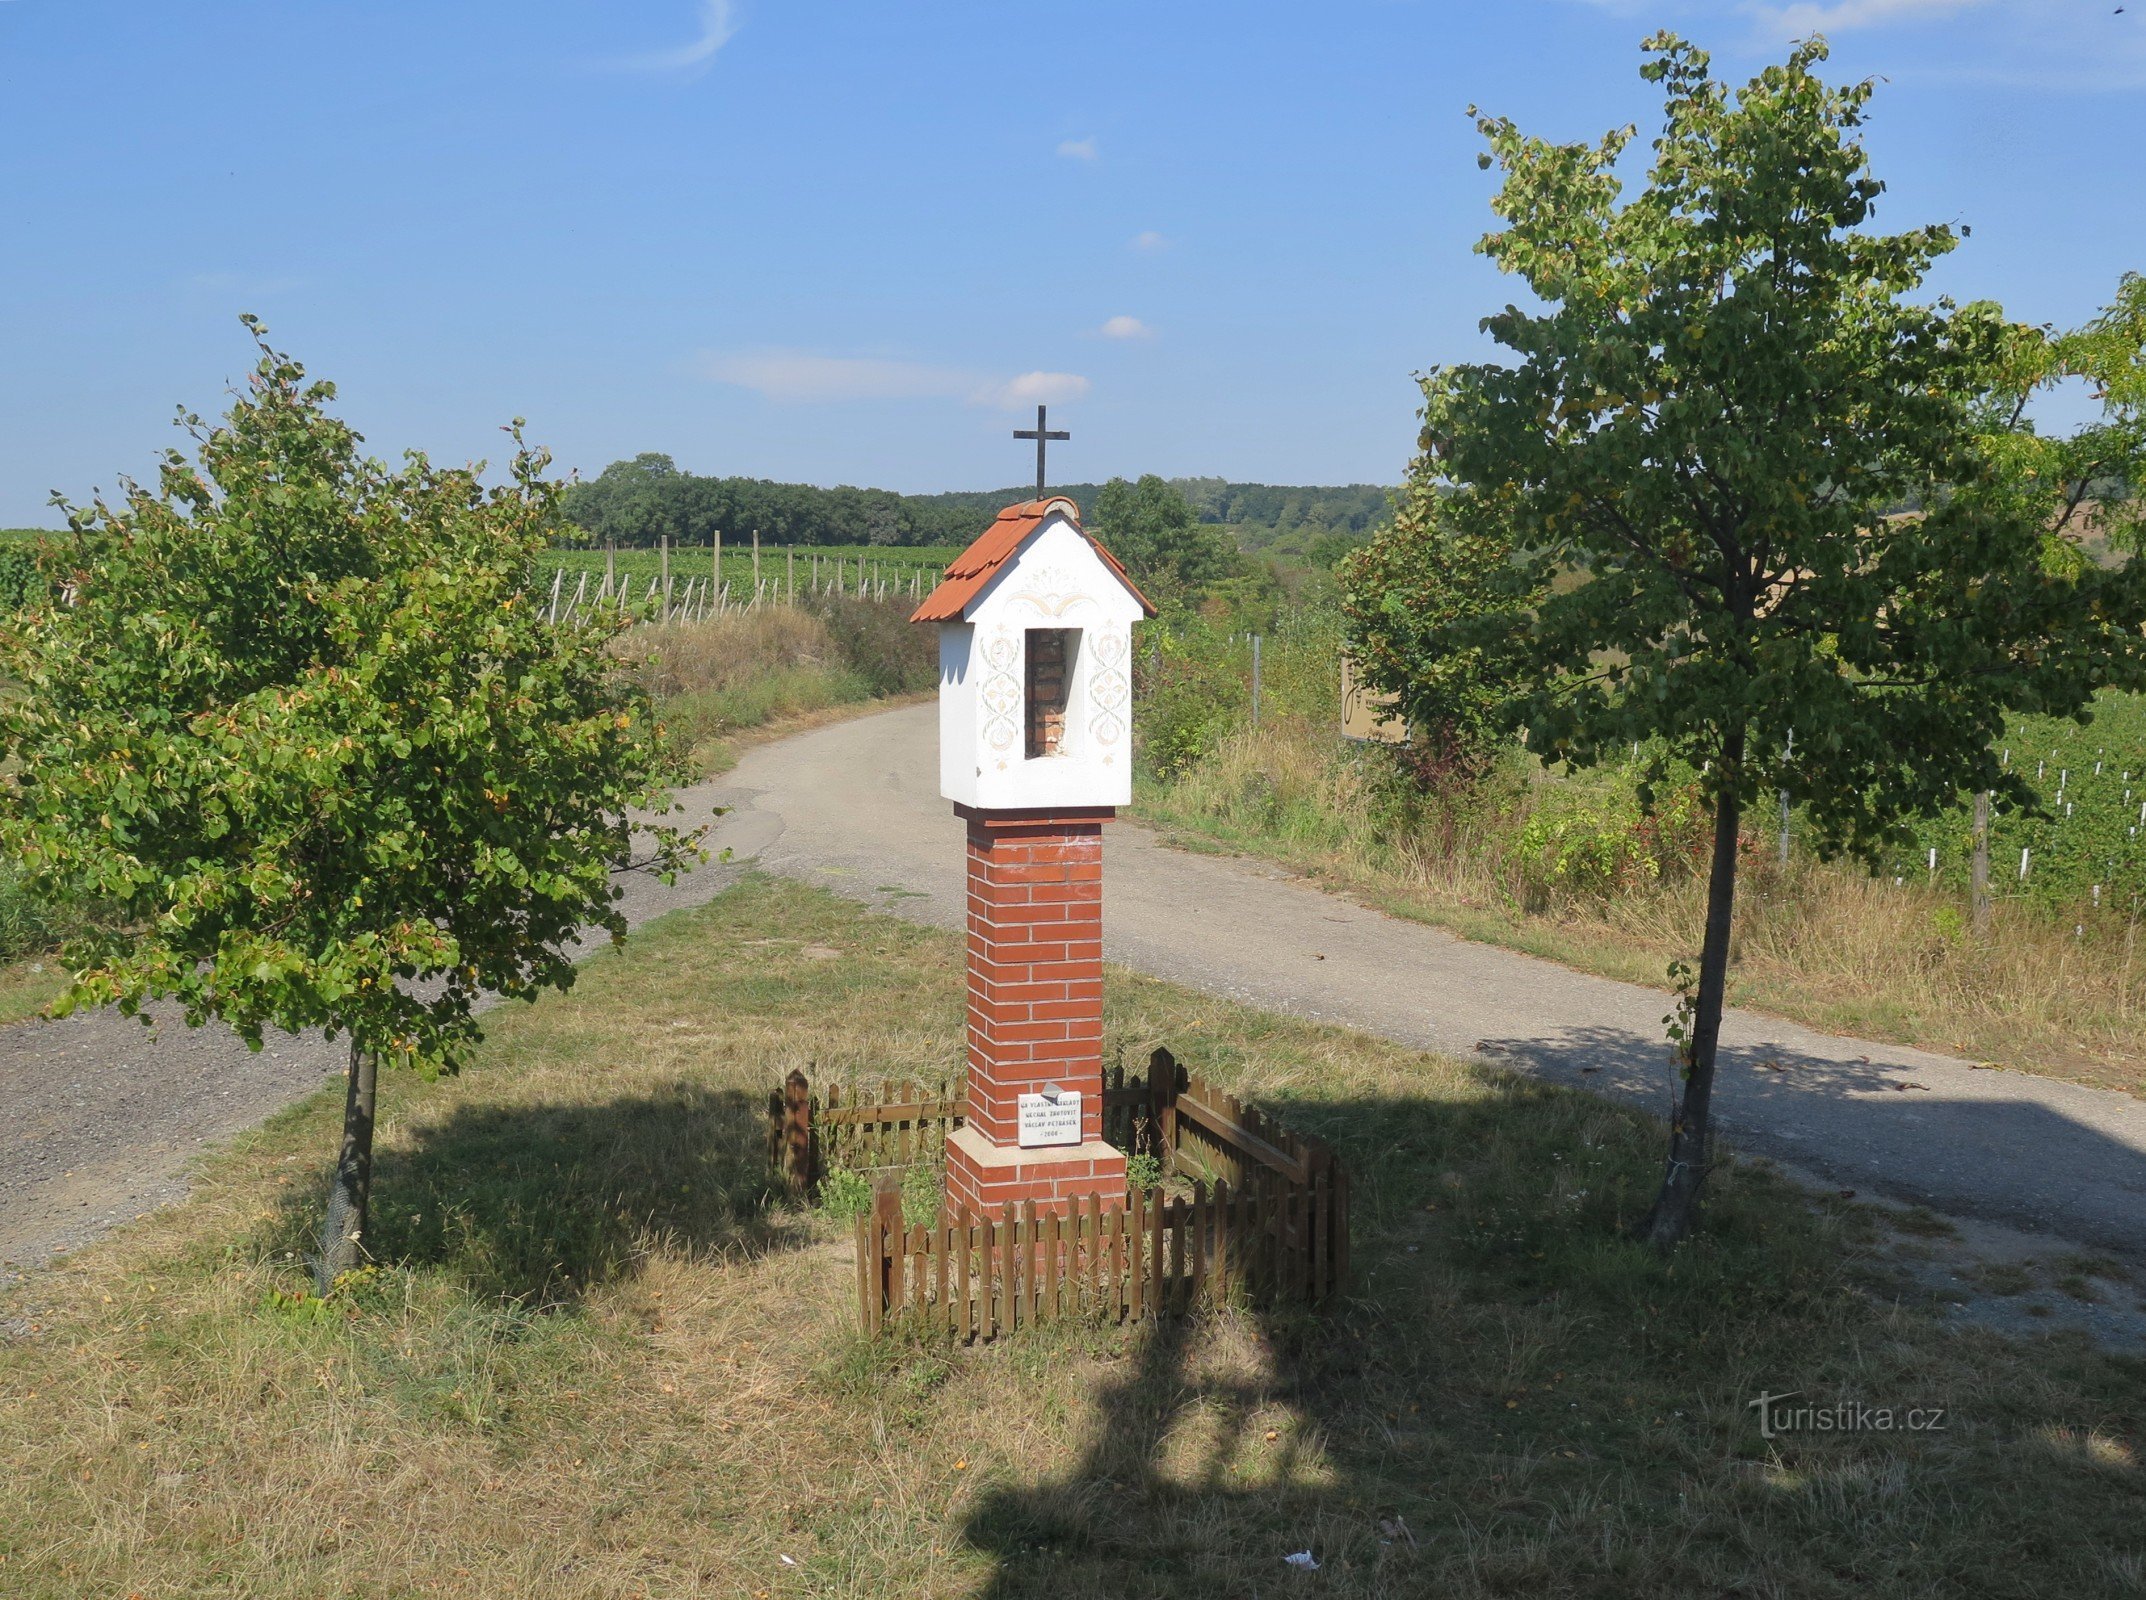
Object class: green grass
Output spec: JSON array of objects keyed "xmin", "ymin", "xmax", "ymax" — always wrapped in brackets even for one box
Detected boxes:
[
  {"xmin": 2, "ymin": 878, "xmax": 2141, "ymax": 1596},
  {"xmin": 0, "ymin": 861, "xmax": 111, "ymax": 1019},
  {"xmin": 0, "ymin": 961, "xmax": 65, "ymax": 1024}
]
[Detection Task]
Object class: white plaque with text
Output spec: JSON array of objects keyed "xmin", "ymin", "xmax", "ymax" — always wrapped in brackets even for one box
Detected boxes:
[{"xmin": 1016, "ymin": 1090, "xmax": 1082, "ymax": 1148}]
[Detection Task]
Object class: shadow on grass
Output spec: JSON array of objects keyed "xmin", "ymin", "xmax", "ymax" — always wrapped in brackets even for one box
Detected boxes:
[
  {"xmin": 1476, "ymin": 1019, "xmax": 2146, "ymax": 1269},
  {"xmin": 267, "ymin": 1083, "xmax": 811, "ymax": 1307},
  {"xmin": 948, "ymin": 1076, "xmax": 2146, "ymax": 1597}
]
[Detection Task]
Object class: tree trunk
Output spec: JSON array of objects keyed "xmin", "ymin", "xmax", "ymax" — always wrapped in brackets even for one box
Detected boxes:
[
  {"xmin": 1636, "ymin": 726, "xmax": 1745, "ymax": 1251},
  {"xmin": 317, "ymin": 1038, "xmax": 378, "ymax": 1294}
]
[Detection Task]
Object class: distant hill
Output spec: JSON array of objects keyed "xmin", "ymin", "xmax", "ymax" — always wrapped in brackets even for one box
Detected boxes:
[
  {"xmin": 903, "ymin": 480, "xmax": 1393, "ymax": 544},
  {"xmin": 558, "ymin": 454, "xmax": 1393, "ymax": 554}
]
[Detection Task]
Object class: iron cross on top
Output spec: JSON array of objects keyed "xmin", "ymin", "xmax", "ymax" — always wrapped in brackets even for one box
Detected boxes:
[{"xmin": 1014, "ymin": 404, "xmax": 1069, "ymax": 497}]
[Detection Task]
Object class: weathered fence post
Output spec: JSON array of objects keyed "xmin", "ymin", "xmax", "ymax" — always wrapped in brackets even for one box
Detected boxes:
[
  {"xmin": 868, "ymin": 1181, "xmax": 901, "ymax": 1323},
  {"xmin": 767, "ymin": 1068, "xmax": 816, "ymax": 1196},
  {"xmin": 1148, "ymin": 1047, "xmax": 1185, "ymax": 1175},
  {"xmin": 1972, "ymin": 789, "xmax": 1992, "ymax": 935}
]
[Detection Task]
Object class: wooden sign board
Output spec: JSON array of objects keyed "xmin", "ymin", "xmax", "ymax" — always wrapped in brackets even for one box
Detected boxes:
[
  {"xmin": 1016, "ymin": 1090, "xmax": 1082, "ymax": 1148},
  {"xmin": 1340, "ymin": 655, "xmax": 1408, "ymax": 745}
]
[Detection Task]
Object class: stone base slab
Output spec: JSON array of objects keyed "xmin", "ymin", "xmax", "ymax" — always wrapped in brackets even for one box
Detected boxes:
[{"xmin": 944, "ymin": 1126, "xmax": 1127, "ymax": 1219}]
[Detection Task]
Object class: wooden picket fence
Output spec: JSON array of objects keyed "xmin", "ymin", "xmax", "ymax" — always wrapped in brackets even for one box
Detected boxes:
[
  {"xmin": 785, "ymin": 1056, "xmax": 1182, "ymax": 1185},
  {"xmin": 856, "ymin": 1165, "xmax": 1349, "ymax": 1341},
  {"xmin": 772, "ymin": 1048, "xmax": 1350, "ymax": 1339}
]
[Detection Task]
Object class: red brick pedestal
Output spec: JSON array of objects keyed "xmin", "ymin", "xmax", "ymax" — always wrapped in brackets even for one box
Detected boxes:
[{"xmin": 945, "ymin": 805, "xmax": 1127, "ymax": 1218}]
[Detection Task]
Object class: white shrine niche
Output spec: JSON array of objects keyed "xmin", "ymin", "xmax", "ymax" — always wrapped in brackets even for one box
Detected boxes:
[{"xmin": 930, "ymin": 503, "xmax": 1151, "ymax": 811}]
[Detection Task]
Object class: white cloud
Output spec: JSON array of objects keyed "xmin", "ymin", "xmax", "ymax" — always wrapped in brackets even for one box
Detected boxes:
[
  {"xmin": 619, "ymin": 0, "xmax": 738, "ymax": 73},
  {"xmin": 1098, "ymin": 315, "xmax": 1153, "ymax": 340},
  {"xmin": 701, "ymin": 349, "xmax": 1089, "ymax": 411},
  {"xmin": 1129, "ymin": 230, "xmax": 1170, "ymax": 252},
  {"xmin": 984, "ymin": 371, "xmax": 1093, "ymax": 409},
  {"xmin": 1056, "ymin": 136, "xmax": 1099, "ymax": 161}
]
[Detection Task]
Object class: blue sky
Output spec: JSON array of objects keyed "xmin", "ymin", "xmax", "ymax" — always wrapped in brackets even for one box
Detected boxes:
[{"xmin": 1, "ymin": 0, "xmax": 2141, "ymax": 525}]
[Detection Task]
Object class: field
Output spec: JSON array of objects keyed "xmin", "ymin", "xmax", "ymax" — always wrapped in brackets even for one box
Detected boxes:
[
  {"xmin": 1, "ymin": 878, "xmax": 2139, "ymax": 1597},
  {"xmin": 0, "ymin": 533, "xmax": 956, "ymax": 616},
  {"xmin": 1896, "ymin": 692, "xmax": 2146, "ymax": 919},
  {"xmin": 539, "ymin": 543, "xmax": 959, "ymax": 607}
]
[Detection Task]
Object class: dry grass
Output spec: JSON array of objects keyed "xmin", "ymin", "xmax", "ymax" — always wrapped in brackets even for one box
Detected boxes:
[
  {"xmin": 616, "ymin": 607, "xmax": 844, "ymax": 702},
  {"xmin": 615, "ymin": 598, "xmax": 937, "ymax": 778},
  {"xmin": 3, "ymin": 879, "xmax": 2143, "ymax": 1596},
  {"xmin": 1140, "ymin": 719, "xmax": 2146, "ymax": 1094},
  {"xmin": 615, "ymin": 609, "xmax": 877, "ymax": 776}
]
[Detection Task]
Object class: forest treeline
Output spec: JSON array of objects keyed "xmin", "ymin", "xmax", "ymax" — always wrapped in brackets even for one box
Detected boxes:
[{"xmin": 557, "ymin": 453, "xmax": 1391, "ymax": 550}]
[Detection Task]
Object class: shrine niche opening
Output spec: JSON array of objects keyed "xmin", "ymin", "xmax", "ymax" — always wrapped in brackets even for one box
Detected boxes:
[{"xmin": 1026, "ymin": 628, "xmax": 1079, "ymax": 759}]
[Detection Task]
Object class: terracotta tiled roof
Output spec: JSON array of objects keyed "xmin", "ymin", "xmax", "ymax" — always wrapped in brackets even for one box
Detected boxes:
[{"xmin": 910, "ymin": 497, "xmax": 1157, "ymax": 623}]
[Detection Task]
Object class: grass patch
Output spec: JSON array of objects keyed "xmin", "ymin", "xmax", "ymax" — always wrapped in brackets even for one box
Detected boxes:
[
  {"xmin": 2, "ymin": 879, "xmax": 2141, "ymax": 1596},
  {"xmin": 0, "ymin": 860, "xmax": 118, "ymax": 1023},
  {"xmin": 0, "ymin": 961, "xmax": 65, "ymax": 1025}
]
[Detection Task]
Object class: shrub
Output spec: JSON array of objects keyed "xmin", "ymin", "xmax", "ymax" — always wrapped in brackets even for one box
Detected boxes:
[
  {"xmin": 818, "ymin": 1167, "xmax": 872, "ymax": 1220},
  {"xmin": 1508, "ymin": 781, "xmax": 1711, "ymax": 911},
  {"xmin": 1136, "ymin": 624, "xmax": 1249, "ymax": 778},
  {"xmin": 900, "ymin": 1159, "xmax": 942, "ymax": 1228},
  {"xmin": 0, "ymin": 538, "xmax": 48, "ymax": 612}
]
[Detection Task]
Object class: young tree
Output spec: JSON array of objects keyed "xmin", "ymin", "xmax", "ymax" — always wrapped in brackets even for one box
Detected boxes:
[
  {"xmin": 1339, "ymin": 455, "xmax": 1536, "ymax": 777},
  {"xmin": 1357, "ymin": 36, "xmax": 2146, "ymax": 1247},
  {"xmin": 1994, "ymin": 271, "xmax": 2146, "ymax": 561},
  {"xmin": 1, "ymin": 323, "xmax": 697, "ymax": 1288},
  {"xmin": 1093, "ymin": 474, "xmax": 1243, "ymax": 598}
]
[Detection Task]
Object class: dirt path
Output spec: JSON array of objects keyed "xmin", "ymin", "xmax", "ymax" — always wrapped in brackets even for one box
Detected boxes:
[
  {"xmin": 717, "ymin": 703, "xmax": 2146, "ymax": 1274},
  {"xmin": 11, "ymin": 698, "xmax": 2146, "ymax": 1291}
]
